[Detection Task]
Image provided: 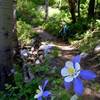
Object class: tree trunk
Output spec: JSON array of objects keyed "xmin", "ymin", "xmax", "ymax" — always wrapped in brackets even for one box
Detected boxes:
[
  {"xmin": 45, "ymin": 0, "xmax": 49, "ymax": 21},
  {"xmin": 88, "ymin": 0, "xmax": 96, "ymax": 18},
  {"xmin": 12, "ymin": 0, "xmax": 19, "ymax": 50},
  {"xmin": 68, "ymin": 0, "xmax": 76, "ymax": 23},
  {"xmin": 11, "ymin": 0, "xmax": 20, "ymax": 63},
  {"xmin": 0, "ymin": 0, "xmax": 14, "ymax": 90},
  {"xmin": 78, "ymin": 0, "xmax": 81, "ymax": 17}
]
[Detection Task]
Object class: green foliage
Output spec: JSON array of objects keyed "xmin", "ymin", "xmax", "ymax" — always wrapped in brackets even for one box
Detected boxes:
[
  {"xmin": 17, "ymin": 20, "xmax": 38, "ymax": 44},
  {"xmin": 31, "ymin": 56, "xmax": 71, "ymax": 100},
  {"xmin": 32, "ymin": 0, "xmax": 58, "ymax": 6},
  {"xmin": 79, "ymin": 31, "xmax": 100, "ymax": 52},
  {"xmin": 17, "ymin": 0, "xmax": 43, "ymax": 26},
  {"xmin": 0, "ymin": 71, "xmax": 38, "ymax": 100},
  {"xmin": 71, "ymin": 19, "xmax": 100, "ymax": 52},
  {"xmin": 17, "ymin": 0, "xmax": 36, "ymax": 24},
  {"xmin": 15, "ymin": 0, "xmax": 100, "ymax": 99},
  {"xmin": 51, "ymin": 87, "xmax": 71, "ymax": 100},
  {"xmin": 43, "ymin": 19, "xmax": 60, "ymax": 36},
  {"xmin": 43, "ymin": 11, "xmax": 70, "ymax": 36},
  {"xmin": 31, "ymin": 0, "xmax": 45, "ymax": 5},
  {"xmin": 80, "ymin": 3, "xmax": 88, "ymax": 17},
  {"xmin": 70, "ymin": 20, "xmax": 88, "ymax": 32},
  {"xmin": 51, "ymin": 47, "xmax": 60, "ymax": 58}
]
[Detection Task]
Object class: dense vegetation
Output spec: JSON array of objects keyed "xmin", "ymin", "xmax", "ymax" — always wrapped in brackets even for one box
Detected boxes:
[
  {"xmin": 0, "ymin": 0, "xmax": 100, "ymax": 100},
  {"xmin": 17, "ymin": 0, "xmax": 100, "ymax": 52}
]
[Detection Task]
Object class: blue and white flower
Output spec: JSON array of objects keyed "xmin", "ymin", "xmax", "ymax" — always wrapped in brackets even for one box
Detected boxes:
[
  {"xmin": 34, "ymin": 80, "xmax": 51, "ymax": 100},
  {"xmin": 61, "ymin": 55, "xmax": 96, "ymax": 96},
  {"xmin": 61, "ymin": 60, "xmax": 80, "ymax": 82},
  {"xmin": 39, "ymin": 44, "xmax": 53, "ymax": 56}
]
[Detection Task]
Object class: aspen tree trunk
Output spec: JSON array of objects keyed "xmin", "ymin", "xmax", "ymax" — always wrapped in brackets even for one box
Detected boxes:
[
  {"xmin": 0, "ymin": 0, "xmax": 14, "ymax": 90},
  {"xmin": 11, "ymin": 0, "xmax": 19, "ymax": 63},
  {"xmin": 12, "ymin": 0, "xmax": 19, "ymax": 50}
]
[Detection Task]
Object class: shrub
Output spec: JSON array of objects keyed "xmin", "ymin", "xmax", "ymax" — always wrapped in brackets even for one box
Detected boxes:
[
  {"xmin": 17, "ymin": 20, "xmax": 38, "ymax": 44},
  {"xmin": 17, "ymin": 0, "xmax": 43, "ymax": 25},
  {"xmin": 43, "ymin": 11, "xmax": 70, "ymax": 36}
]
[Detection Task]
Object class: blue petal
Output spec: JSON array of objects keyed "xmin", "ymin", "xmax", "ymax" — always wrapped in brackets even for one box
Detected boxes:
[
  {"xmin": 80, "ymin": 70, "xmax": 96, "ymax": 80},
  {"xmin": 43, "ymin": 91, "xmax": 51, "ymax": 97},
  {"xmin": 38, "ymin": 97, "xmax": 42, "ymax": 100},
  {"xmin": 43, "ymin": 80, "xmax": 48, "ymax": 90},
  {"xmin": 74, "ymin": 78, "xmax": 84, "ymax": 96},
  {"xmin": 72, "ymin": 55, "xmax": 81, "ymax": 65},
  {"xmin": 64, "ymin": 81, "xmax": 71, "ymax": 90}
]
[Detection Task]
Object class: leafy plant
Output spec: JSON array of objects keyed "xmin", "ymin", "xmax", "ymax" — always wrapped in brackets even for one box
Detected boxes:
[{"xmin": 17, "ymin": 20, "xmax": 38, "ymax": 44}]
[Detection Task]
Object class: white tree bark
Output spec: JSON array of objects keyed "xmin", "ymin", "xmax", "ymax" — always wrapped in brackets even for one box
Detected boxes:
[{"xmin": 12, "ymin": 0, "xmax": 18, "ymax": 50}]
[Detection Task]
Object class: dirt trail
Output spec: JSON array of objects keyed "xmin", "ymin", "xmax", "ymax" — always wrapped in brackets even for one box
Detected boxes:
[
  {"xmin": 33, "ymin": 27, "xmax": 100, "ymax": 99},
  {"xmin": 33, "ymin": 27, "xmax": 79, "ymax": 59}
]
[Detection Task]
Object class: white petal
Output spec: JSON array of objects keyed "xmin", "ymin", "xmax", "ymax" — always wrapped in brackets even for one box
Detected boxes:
[
  {"xmin": 39, "ymin": 86, "xmax": 43, "ymax": 92},
  {"xmin": 61, "ymin": 67, "xmax": 69, "ymax": 77},
  {"xmin": 74, "ymin": 63, "xmax": 80, "ymax": 78},
  {"xmin": 65, "ymin": 61, "xmax": 74, "ymax": 68},
  {"xmin": 34, "ymin": 86, "xmax": 43, "ymax": 98},
  {"xmin": 75, "ymin": 63, "xmax": 80, "ymax": 71},
  {"xmin": 64, "ymin": 76, "xmax": 73, "ymax": 82},
  {"xmin": 74, "ymin": 71, "xmax": 80, "ymax": 78},
  {"xmin": 34, "ymin": 92, "xmax": 42, "ymax": 98}
]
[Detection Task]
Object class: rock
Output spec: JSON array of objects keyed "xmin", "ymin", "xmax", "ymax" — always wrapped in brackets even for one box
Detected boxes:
[
  {"xmin": 31, "ymin": 36, "xmax": 41, "ymax": 49},
  {"xmin": 23, "ymin": 63, "xmax": 34, "ymax": 83},
  {"xmin": 20, "ymin": 49, "xmax": 29, "ymax": 59},
  {"xmin": 35, "ymin": 59, "xmax": 41, "ymax": 64},
  {"xmin": 80, "ymin": 52, "xmax": 89, "ymax": 58},
  {"xmin": 38, "ymin": 50, "xmax": 44, "ymax": 56},
  {"xmin": 33, "ymin": 51, "xmax": 38, "ymax": 55},
  {"xmin": 31, "ymin": 47, "xmax": 34, "ymax": 52},
  {"xmin": 39, "ymin": 55, "xmax": 45, "ymax": 63},
  {"xmin": 94, "ymin": 45, "xmax": 100, "ymax": 53},
  {"xmin": 84, "ymin": 88, "xmax": 92, "ymax": 95},
  {"xmin": 39, "ymin": 44, "xmax": 53, "ymax": 56},
  {"xmin": 70, "ymin": 94, "xmax": 78, "ymax": 100}
]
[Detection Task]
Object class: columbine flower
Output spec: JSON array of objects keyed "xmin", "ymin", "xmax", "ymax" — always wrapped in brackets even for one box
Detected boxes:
[
  {"xmin": 39, "ymin": 44, "xmax": 53, "ymax": 56},
  {"xmin": 34, "ymin": 80, "xmax": 51, "ymax": 100},
  {"xmin": 44, "ymin": 45, "xmax": 52, "ymax": 55},
  {"xmin": 61, "ymin": 55, "xmax": 96, "ymax": 96}
]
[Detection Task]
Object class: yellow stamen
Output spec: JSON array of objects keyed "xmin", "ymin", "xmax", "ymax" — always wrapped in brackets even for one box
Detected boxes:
[
  {"xmin": 36, "ymin": 89, "xmax": 40, "ymax": 93},
  {"xmin": 68, "ymin": 67, "xmax": 75, "ymax": 75}
]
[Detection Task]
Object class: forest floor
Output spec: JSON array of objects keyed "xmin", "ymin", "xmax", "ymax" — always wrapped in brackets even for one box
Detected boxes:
[{"xmin": 33, "ymin": 27, "xmax": 100, "ymax": 100}]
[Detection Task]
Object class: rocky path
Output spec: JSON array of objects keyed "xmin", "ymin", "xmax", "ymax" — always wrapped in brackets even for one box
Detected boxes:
[
  {"xmin": 33, "ymin": 27, "xmax": 79, "ymax": 59},
  {"xmin": 33, "ymin": 27, "xmax": 100, "ymax": 100}
]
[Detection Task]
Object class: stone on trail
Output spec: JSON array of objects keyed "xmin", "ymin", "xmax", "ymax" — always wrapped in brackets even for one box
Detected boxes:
[
  {"xmin": 94, "ymin": 45, "xmax": 100, "ymax": 53},
  {"xmin": 80, "ymin": 52, "xmax": 89, "ymax": 58},
  {"xmin": 35, "ymin": 59, "xmax": 41, "ymax": 65}
]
